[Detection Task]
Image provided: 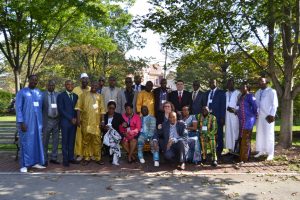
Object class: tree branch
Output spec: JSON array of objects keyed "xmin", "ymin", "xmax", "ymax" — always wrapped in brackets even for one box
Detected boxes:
[
  {"xmin": 224, "ymin": 22, "xmax": 264, "ymax": 70},
  {"xmin": 243, "ymin": 13, "xmax": 284, "ymax": 74},
  {"xmin": 292, "ymin": 83, "xmax": 300, "ymax": 99}
]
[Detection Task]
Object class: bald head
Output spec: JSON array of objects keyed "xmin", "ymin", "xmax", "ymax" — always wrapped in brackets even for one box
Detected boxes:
[{"xmin": 169, "ymin": 111, "xmax": 177, "ymax": 124}]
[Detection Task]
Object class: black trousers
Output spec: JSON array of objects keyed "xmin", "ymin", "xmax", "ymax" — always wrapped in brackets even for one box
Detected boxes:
[
  {"xmin": 164, "ymin": 140, "xmax": 186, "ymax": 163},
  {"xmin": 61, "ymin": 123, "xmax": 76, "ymax": 163}
]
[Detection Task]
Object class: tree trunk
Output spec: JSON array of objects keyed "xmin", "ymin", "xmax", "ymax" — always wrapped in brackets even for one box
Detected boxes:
[
  {"xmin": 279, "ymin": 97, "xmax": 293, "ymax": 148},
  {"xmin": 13, "ymin": 69, "xmax": 21, "ymax": 93}
]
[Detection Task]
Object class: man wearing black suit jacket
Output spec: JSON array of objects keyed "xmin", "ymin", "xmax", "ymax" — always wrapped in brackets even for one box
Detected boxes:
[
  {"xmin": 191, "ymin": 80, "xmax": 206, "ymax": 115},
  {"xmin": 169, "ymin": 80, "xmax": 192, "ymax": 118},
  {"xmin": 153, "ymin": 78, "xmax": 169, "ymax": 120},
  {"xmin": 57, "ymin": 80, "xmax": 79, "ymax": 167},
  {"xmin": 153, "ymin": 112, "xmax": 188, "ymax": 170},
  {"xmin": 132, "ymin": 75, "xmax": 145, "ymax": 92},
  {"xmin": 205, "ymin": 79, "xmax": 226, "ymax": 158}
]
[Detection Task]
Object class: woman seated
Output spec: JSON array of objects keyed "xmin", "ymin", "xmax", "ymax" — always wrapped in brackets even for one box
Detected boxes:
[
  {"xmin": 181, "ymin": 105, "xmax": 201, "ymax": 164},
  {"xmin": 119, "ymin": 103, "xmax": 141, "ymax": 163},
  {"xmin": 156, "ymin": 101, "xmax": 175, "ymax": 128},
  {"xmin": 102, "ymin": 101, "xmax": 124, "ymax": 165}
]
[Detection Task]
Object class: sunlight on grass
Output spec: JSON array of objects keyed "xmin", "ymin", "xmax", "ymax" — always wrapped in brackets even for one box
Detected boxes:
[{"xmin": 0, "ymin": 116, "xmax": 16, "ymax": 121}]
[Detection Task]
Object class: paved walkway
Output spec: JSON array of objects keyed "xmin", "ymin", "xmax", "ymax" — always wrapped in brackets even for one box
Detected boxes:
[
  {"xmin": 0, "ymin": 173, "xmax": 300, "ymax": 200},
  {"xmin": 1, "ymin": 151, "xmax": 298, "ymax": 175}
]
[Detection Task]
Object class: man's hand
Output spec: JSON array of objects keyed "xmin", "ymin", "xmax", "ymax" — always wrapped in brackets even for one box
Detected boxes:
[
  {"xmin": 220, "ymin": 118, "xmax": 225, "ymax": 125},
  {"xmin": 20, "ymin": 123, "xmax": 27, "ymax": 132},
  {"xmin": 166, "ymin": 139, "xmax": 173, "ymax": 151},
  {"xmin": 157, "ymin": 124, "xmax": 162, "ymax": 130},
  {"xmin": 122, "ymin": 122, "xmax": 128, "ymax": 128},
  {"xmin": 227, "ymin": 107, "xmax": 235, "ymax": 113},
  {"xmin": 152, "ymin": 140, "xmax": 159, "ymax": 151},
  {"xmin": 266, "ymin": 115, "xmax": 275, "ymax": 123},
  {"xmin": 71, "ymin": 118, "xmax": 78, "ymax": 126}
]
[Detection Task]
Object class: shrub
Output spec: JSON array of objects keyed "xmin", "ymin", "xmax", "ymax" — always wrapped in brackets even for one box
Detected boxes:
[{"xmin": 0, "ymin": 90, "xmax": 13, "ymax": 114}]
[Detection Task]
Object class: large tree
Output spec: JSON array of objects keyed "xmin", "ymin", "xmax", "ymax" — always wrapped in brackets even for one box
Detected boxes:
[
  {"xmin": 142, "ymin": 0, "xmax": 300, "ymax": 148},
  {"xmin": 0, "ymin": 0, "xmax": 133, "ymax": 92}
]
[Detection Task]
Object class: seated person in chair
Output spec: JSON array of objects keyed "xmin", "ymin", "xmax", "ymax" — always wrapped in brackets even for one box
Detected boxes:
[
  {"xmin": 137, "ymin": 106, "xmax": 159, "ymax": 167},
  {"xmin": 154, "ymin": 112, "xmax": 188, "ymax": 170}
]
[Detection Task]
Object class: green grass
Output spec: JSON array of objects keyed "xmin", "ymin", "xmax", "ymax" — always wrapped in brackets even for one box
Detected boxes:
[{"xmin": 0, "ymin": 116, "xmax": 15, "ymax": 121}]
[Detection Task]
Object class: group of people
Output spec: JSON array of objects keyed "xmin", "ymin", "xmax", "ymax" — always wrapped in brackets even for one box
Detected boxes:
[{"xmin": 16, "ymin": 73, "xmax": 278, "ymax": 172}]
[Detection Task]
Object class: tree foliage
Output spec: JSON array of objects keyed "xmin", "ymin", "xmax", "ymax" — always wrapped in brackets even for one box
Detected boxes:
[
  {"xmin": 143, "ymin": 0, "xmax": 300, "ymax": 147},
  {"xmin": 0, "ymin": 0, "xmax": 134, "ymax": 92}
]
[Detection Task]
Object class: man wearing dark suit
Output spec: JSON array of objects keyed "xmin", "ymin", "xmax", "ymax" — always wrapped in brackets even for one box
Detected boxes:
[
  {"xmin": 132, "ymin": 75, "xmax": 145, "ymax": 92},
  {"xmin": 42, "ymin": 80, "xmax": 60, "ymax": 166},
  {"xmin": 169, "ymin": 80, "xmax": 192, "ymax": 118},
  {"xmin": 57, "ymin": 80, "xmax": 79, "ymax": 167},
  {"xmin": 205, "ymin": 79, "xmax": 226, "ymax": 158},
  {"xmin": 153, "ymin": 78, "xmax": 169, "ymax": 121},
  {"xmin": 154, "ymin": 112, "xmax": 188, "ymax": 170},
  {"xmin": 191, "ymin": 80, "xmax": 206, "ymax": 115}
]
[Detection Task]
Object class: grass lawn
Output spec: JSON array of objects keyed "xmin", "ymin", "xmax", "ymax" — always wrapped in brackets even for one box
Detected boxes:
[{"xmin": 0, "ymin": 116, "xmax": 15, "ymax": 121}]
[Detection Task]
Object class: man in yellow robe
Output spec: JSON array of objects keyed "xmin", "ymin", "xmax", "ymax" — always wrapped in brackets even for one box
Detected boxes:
[
  {"xmin": 76, "ymin": 81, "xmax": 106, "ymax": 165},
  {"xmin": 73, "ymin": 73, "xmax": 91, "ymax": 160},
  {"xmin": 136, "ymin": 81, "xmax": 155, "ymax": 116}
]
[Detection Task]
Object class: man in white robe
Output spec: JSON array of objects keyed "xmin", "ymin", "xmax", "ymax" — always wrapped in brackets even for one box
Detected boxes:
[
  {"xmin": 255, "ymin": 77, "xmax": 278, "ymax": 161},
  {"xmin": 225, "ymin": 79, "xmax": 240, "ymax": 152}
]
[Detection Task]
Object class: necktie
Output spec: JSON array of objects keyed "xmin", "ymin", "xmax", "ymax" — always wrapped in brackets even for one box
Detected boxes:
[
  {"xmin": 69, "ymin": 93, "xmax": 73, "ymax": 101},
  {"xmin": 210, "ymin": 90, "xmax": 214, "ymax": 100},
  {"xmin": 178, "ymin": 91, "xmax": 182, "ymax": 103},
  {"xmin": 49, "ymin": 92, "xmax": 57, "ymax": 117},
  {"xmin": 192, "ymin": 91, "xmax": 197, "ymax": 101},
  {"xmin": 208, "ymin": 90, "xmax": 214, "ymax": 110},
  {"xmin": 51, "ymin": 92, "xmax": 55, "ymax": 103}
]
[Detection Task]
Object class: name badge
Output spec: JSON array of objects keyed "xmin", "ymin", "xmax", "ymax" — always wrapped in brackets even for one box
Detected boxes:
[
  {"xmin": 33, "ymin": 102, "xmax": 39, "ymax": 107},
  {"xmin": 208, "ymin": 99, "xmax": 212, "ymax": 103},
  {"xmin": 202, "ymin": 126, "xmax": 208, "ymax": 131},
  {"xmin": 93, "ymin": 104, "xmax": 98, "ymax": 109},
  {"xmin": 51, "ymin": 104, "xmax": 57, "ymax": 108}
]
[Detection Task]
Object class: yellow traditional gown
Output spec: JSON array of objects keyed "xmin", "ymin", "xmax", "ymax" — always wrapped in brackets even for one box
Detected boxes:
[
  {"xmin": 73, "ymin": 86, "xmax": 90, "ymax": 157},
  {"xmin": 136, "ymin": 90, "xmax": 155, "ymax": 116},
  {"xmin": 75, "ymin": 92, "xmax": 105, "ymax": 161}
]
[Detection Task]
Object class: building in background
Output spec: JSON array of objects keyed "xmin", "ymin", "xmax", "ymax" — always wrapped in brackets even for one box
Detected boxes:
[{"xmin": 141, "ymin": 63, "xmax": 163, "ymax": 88}]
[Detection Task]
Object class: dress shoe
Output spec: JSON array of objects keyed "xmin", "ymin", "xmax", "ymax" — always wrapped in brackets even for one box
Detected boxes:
[
  {"xmin": 81, "ymin": 160, "xmax": 90, "ymax": 166},
  {"xmin": 95, "ymin": 160, "xmax": 104, "ymax": 165},
  {"xmin": 266, "ymin": 155, "xmax": 274, "ymax": 161},
  {"xmin": 211, "ymin": 160, "xmax": 218, "ymax": 167},
  {"xmin": 179, "ymin": 163, "xmax": 185, "ymax": 170},
  {"xmin": 50, "ymin": 160, "xmax": 60, "ymax": 165},
  {"xmin": 69, "ymin": 160, "xmax": 80, "ymax": 164},
  {"xmin": 254, "ymin": 152, "xmax": 265, "ymax": 158},
  {"xmin": 63, "ymin": 162, "xmax": 69, "ymax": 167},
  {"xmin": 20, "ymin": 167, "xmax": 28, "ymax": 173},
  {"xmin": 32, "ymin": 164, "xmax": 46, "ymax": 169},
  {"xmin": 76, "ymin": 156, "xmax": 83, "ymax": 161}
]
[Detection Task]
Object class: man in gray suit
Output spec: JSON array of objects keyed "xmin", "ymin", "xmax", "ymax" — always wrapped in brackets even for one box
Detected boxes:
[
  {"xmin": 116, "ymin": 77, "xmax": 138, "ymax": 114},
  {"xmin": 42, "ymin": 80, "xmax": 60, "ymax": 166},
  {"xmin": 191, "ymin": 80, "xmax": 206, "ymax": 115}
]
